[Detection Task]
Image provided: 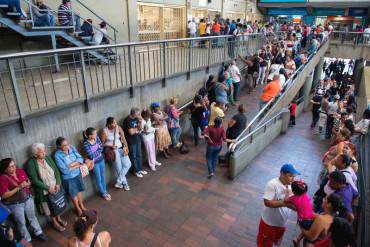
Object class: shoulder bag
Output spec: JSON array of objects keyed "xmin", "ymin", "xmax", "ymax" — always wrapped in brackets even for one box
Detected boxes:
[
  {"xmin": 103, "ymin": 128, "xmax": 117, "ymax": 163},
  {"xmin": 47, "ymin": 187, "xmax": 67, "ymax": 216}
]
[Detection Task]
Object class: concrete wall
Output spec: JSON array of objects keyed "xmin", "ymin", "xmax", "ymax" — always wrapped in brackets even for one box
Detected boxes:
[
  {"xmin": 356, "ymin": 66, "xmax": 370, "ymax": 120},
  {"xmin": 229, "ymin": 109, "xmax": 290, "ymax": 179},
  {"xmin": 326, "ymin": 42, "xmax": 370, "ymax": 60}
]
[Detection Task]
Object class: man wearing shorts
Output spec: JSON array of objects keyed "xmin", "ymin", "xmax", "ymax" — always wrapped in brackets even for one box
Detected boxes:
[{"xmin": 257, "ymin": 163, "xmax": 300, "ymax": 247}]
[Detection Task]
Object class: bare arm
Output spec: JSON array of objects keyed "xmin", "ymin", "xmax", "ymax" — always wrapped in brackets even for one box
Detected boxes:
[
  {"xmin": 264, "ymin": 199, "xmax": 285, "ymax": 208},
  {"xmin": 301, "ymin": 216, "xmax": 327, "ymax": 241}
]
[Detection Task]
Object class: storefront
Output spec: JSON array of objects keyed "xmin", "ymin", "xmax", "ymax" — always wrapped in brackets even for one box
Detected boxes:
[{"xmin": 137, "ymin": 3, "xmax": 186, "ymax": 41}]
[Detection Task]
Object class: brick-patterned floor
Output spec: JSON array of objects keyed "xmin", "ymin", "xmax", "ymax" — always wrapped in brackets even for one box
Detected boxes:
[{"xmin": 34, "ymin": 87, "xmax": 328, "ymax": 247}]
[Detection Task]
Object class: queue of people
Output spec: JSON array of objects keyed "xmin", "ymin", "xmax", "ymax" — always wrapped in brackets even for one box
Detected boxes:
[{"xmin": 257, "ymin": 58, "xmax": 368, "ymax": 247}]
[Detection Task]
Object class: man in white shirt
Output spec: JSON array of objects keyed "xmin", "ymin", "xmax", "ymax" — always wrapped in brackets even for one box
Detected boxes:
[
  {"xmin": 92, "ymin": 21, "xmax": 108, "ymax": 45},
  {"xmin": 257, "ymin": 163, "xmax": 300, "ymax": 247},
  {"xmin": 188, "ymin": 19, "xmax": 197, "ymax": 38},
  {"xmin": 229, "ymin": 60, "xmax": 241, "ymax": 101},
  {"xmin": 364, "ymin": 24, "xmax": 370, "ymax": 44}
]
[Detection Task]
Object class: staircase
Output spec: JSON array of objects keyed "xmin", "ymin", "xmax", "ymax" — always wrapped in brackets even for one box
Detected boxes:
[{"xmin": 0, "ymin": 0, "xmax": 119, "ymax": 64}]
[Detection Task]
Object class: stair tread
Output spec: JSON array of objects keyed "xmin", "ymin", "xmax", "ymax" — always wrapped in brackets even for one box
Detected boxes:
[
  {"xmin": 6, "ymin": 12, "xmax": 21, "ymax": 16},
  {"xmin": 0, "ymin": 4, "xmax": 9, "ymax": 8}
]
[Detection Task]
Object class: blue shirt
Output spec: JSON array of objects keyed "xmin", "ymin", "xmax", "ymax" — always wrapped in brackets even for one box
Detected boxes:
[{"xmin": 54, "ymin": 145, "xmax": 83, "ymax": 180}]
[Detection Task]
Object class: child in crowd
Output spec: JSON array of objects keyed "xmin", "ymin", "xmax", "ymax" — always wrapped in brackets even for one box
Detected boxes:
[
  {"xmin": 289, "ymin": 100, "xmax": 297, "ymax": 126},
  {"xmin": 283, "ymin": 180, "xmax": 316, "ymax": 247}
]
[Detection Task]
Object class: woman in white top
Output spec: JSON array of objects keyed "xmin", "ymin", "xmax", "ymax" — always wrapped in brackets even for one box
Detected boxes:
[
  {"xmin": 68, "ymin": 210, "xmax": 111, "ymax": 247},
  {"xmin": 101, "ymin": 117, "xmax": 131, "ymax": 191},
  {"xmin": 141, "ymin": 109, "xmax": 161, "ymax": 171}
]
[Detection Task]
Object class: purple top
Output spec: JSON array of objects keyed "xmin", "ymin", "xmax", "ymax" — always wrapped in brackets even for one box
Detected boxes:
[{"xmin": 335, "ymin": 184, "xmax": 359, "ymax": 213}]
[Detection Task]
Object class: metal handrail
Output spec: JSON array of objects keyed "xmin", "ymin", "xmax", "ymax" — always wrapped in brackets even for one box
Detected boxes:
[
  {"xmin": 0, "ymin": 32, "xmax": 262, "ymax": 60},
  {"xmin": 232, "ymin": 109, "xmax": 289, "ymax": 150},
  {"xmin": 22, "ymin": 0, "xmax": 116, "ymax": 42},
  {"xmin": 73, "ymin": 0, "xmax": 119, "ymax": 33},
  {"xmin": 228, "ymin": 35, "xmax": 328, "ymax": 152}
]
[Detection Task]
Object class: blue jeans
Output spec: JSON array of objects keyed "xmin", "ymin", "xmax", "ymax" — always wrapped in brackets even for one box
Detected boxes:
[
  {"xmin": 1, "ymin": 0, "xmax": 22, "ymax": 15},
  {"xmin": 233, "ymin": 82, "xmax": 240, "ymax": 101},
  {"xmin": 113, "ymin": 149, "xmax": 131, "ymax": 185},
  {"xmin": 169, "ymin": 127, "xmax": 182, "ymax": 147},
  {"xmin": 93, "ymin": 160, "xmax": 107, "ymax": 196},
  {"xmin": 128, "ymin": 142, "xmax": 143, "ymax": 173},
  {"xmin": 34, "ymin": 14, "xmax": 54, "ymax": 27},
  {"xmin": 7, "ymin": 197, "xmax": 43, "ymax": 243},
  {"xmin": 206, "ymin": 145, "xmax": 222, "ymax": 174}
]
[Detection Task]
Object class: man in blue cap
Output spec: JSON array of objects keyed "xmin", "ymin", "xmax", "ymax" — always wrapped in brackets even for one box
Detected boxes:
[{"xmin": 257, "ymin": 163, "xmax": 300, "ymax": 247}]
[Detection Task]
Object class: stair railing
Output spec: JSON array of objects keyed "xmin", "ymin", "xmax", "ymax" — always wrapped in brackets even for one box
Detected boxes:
[
  {"xmin": 21, "ymin": 0, "xmax": 117, "ymax": 44},
  {"xmin": 72, "ymin": 0, "xmax": 118, "ymax": 43}
]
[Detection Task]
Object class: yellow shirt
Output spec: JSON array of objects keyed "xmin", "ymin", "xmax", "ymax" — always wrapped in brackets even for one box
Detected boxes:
[
  {"xmin": 199, "ymin": 22, "xmax": 207, "ymax": 36},
  {"xmin": 209, "ymin": 102, "xmax": 224, "ymax": 126}
]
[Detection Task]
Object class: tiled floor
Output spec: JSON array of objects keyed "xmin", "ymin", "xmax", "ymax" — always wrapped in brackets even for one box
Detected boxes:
[{"xmin": 34, "ymin": 86, "xmax": 329, "ymax": 247}]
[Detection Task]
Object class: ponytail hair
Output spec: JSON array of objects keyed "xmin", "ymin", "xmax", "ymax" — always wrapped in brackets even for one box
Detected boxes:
[
  {"xmin": 73, "ymin": 210, "xmax": 98, "ymax": 241},
  {"xmin": 326, "ymin": 193, "xmax": 347, "ymax": 217}
]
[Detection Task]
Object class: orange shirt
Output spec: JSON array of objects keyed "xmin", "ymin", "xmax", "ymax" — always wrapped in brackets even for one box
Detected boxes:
[
  {"xmin": 212, "ymin": 23, "xmax": 221, "ymax": 33},
  {"xmin": 260, "ymin": 80, "xmax": 281, "ymax": 102}
]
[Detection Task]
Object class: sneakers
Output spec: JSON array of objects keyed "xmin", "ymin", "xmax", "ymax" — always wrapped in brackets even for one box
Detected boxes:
[
  {"xmin": 140, "ymin": 170, "xmax": 148, "ymax": 175},
  {"xmin": 151, "ymin": 167, "xmax": 157, "ymax": 171},
  {"xmin": 114, "ymin": 183, "xmax": 123, "ymax": 189},
  {"xmin": 207, "ymin": 173, "xmax": 214, "ymax": 179},
  {"xmin": 135, "ymin": 172, "xmax": 143, "ymax": 178},
  {"xmin": 155, "ymin": 162, "xmax": 162, "ymax": 166},
  {"xmin": 175, "ymin": 142, "xmax": 182, "ymax": 148},
  {"xmin": 123, "ymin": 184, "xmax": 130, "ymax": 191}
]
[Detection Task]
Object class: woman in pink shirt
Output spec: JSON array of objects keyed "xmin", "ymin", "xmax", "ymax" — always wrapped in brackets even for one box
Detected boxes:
[{"xmin": 284, "ymin": 180, "xmax": 315, "ymax": 247}]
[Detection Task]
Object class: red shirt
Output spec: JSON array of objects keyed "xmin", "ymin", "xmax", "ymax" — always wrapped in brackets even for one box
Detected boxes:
[
  {"xmin": 0, "ymin": 168, "xmax": 31, "ymax": 197},
  {"xmin": 290, "ymin": 103, "xmax": 297, "ymax": 116},
  {"xmin": 204, "ymin": 126, "xmax": 226, "ymax": 147},
  {"xmin": 212, "ymin": 23, "xmax": 221, "ymax": 33}
]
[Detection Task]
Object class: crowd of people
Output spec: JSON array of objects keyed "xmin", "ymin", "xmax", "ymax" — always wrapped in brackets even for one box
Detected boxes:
[
  {"xmin": 257, "ymin": 58, "xmax": 370, "ymax": 247},
  {"xmin": 0, "ymin": 16, "xmax": 367, "ymax": 247}
]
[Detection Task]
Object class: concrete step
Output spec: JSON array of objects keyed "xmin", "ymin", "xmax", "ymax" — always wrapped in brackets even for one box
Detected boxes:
[{"xmin": 0, "ymin": 4, "xmax": 9, "ymax": 8}]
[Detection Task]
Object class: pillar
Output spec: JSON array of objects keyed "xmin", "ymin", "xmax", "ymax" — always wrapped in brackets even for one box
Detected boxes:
[
  {"xmin": 312, "ymin": 57, "xmax": 324, "ymax": 89},
  {"xmin": 303, "ymin": 73, "xmax": 314, "ymax": 112},
  {"xmin": 126, "ymin": 0, "xmax": 138, "ymax": 42}
]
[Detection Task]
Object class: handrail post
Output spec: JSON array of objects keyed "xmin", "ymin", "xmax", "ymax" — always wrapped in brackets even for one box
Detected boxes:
[
  {"xmin": 187, "ymin": 40, "xmax": 192, "ymax": 80},
  {"xmin": 7, "ymin": 59, "xmax": 26, "ymax": 133},
  {"xmin": 79, "ymin": 50, "xmax": 90, "ymax": 112},
  {"xmin": 127, "ymin": 45, "xmax": 134, "ymax": 97},
  {"xmin": 223, "ymin": 36, "xmax": 228, "ymax": 62},
  {"xmin": 162, "ymin": 42, "xmax": 166, "ymax": 88},
  {"xmin": 206, "ymin": 37, "xmax": 211, "ymax": 73}
]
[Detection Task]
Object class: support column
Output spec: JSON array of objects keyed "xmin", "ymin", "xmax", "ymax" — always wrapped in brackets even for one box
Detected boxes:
[
  {"xmin": 303, "ymin": 73, "xmax": 314, "ymax": 112},
  {"xmin": 51, "ymin": 33, "xmax": 60, "ymax": 72},
  {"xmin": 312, "ymin": 57, "xmax": 324, "ymax": 89},
  {"xmin": 126, "ymin": 0, "xmax": 138, "ymax": 42}
]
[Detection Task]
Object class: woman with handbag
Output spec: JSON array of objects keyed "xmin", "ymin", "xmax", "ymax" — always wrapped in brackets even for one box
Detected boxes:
[
  {"xmin": 0, "ymin": 158, "xmax": 48, "ymax": 243},
  {"xmin": 101, "ymin": 117, "xmax": 131, "ymax": 191},
  {"xmin": 83, "ymin": 127, "xmax": 111, "ymax": 200},
  {"xmin": 54, "ymin": 137, "xmax": 88, "ymax": 216},
  {"xmin": 26, "ymin": 142, "xmax": 67, "ymax": 232}
]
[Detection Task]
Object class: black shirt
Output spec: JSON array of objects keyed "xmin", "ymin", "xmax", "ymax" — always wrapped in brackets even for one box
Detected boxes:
[
  {"xmin": 122, "ymin": 116, "xmax": 141, "ymax": 145},
  {"xmin": 226, "ymin": 113, "xmax": 247, "ymax": 139},
  {"xmin": 191, "ymin": 105, "xmax": 205, "ymax": 125},
  {"xmin": 312, "ymin": 95, "xmax": 322, "ymax": 112}
]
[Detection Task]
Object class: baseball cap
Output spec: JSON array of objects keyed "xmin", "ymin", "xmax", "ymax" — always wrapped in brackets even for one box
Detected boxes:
[
  {"xmin": 151, "ymin": 102, "xmax": 160, "ymax": 108},
  {"xmin": 280, "ymin": 163, "xmax": 301, "ymax": 175}
]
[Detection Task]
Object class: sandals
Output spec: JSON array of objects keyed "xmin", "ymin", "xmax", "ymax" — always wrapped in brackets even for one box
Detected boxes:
[
  {"xmin": 52, "ymin": 223, "xmax": 66, "ymax": 232},
  {"xmin": 57, "ymin": 218, "xmax": 68, "ymax": 227},
  {"xmin": 103, "ymin": 194, "xmax": 112, "ymax": 201}
]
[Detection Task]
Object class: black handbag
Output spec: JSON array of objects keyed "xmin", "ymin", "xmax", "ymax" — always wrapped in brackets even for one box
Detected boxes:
[{"xmin": 47, "ymin": 188, "xmax": 67, "ymax": 216}]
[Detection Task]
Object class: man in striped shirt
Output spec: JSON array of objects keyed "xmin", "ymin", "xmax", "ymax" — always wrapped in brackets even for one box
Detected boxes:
[{"xmin": 58, "ymin": 0, "xmax": 80, "ymax": 30}]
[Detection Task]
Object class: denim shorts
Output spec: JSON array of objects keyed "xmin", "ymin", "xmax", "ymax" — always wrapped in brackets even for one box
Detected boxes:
[{"xmin": 62, "ymin": 174, "xmax": 85, "ymax": 198}]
